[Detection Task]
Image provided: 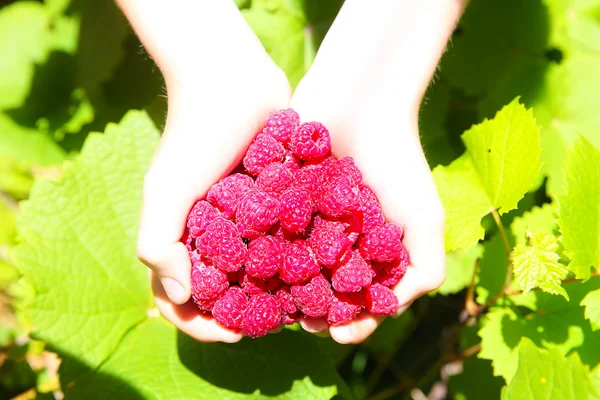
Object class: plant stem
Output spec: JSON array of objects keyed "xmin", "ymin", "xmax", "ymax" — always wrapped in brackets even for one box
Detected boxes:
[
  {"xmin": 490, "ymin": 209, "xmax": 513, "ymax": 290},
  {"xmin": 465, "ymin": 259, "xmax": 480, "ymax": 316}
]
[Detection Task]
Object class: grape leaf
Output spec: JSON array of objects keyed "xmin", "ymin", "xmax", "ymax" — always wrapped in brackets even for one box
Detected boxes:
[
  {"xmin": 512, "ymin": 232, "xmax": 569, "ymax": 299},
  {"xmin": 435, "ymin": 244, "xmax": 483, "ymax": 296},
  {"xmin": 12, "ymin": 111, "xmax": 157, "ymax": 369},
  {"xmin": 557, "ymin": 136, "xmax": 600, "ymax": 279},
  {"xmin": 581, "ymin": 289, "xmax": 600, "ymax": 330},
  {"xmin": 544, "ymin": 0, "xmax": 600, "ymax": 54},
  {"xmin": 478, "ymin": 278, "xmax": 600, "ymax": 381},
  {"xmin": 433, "ymin": 99, "xmax": 542, "ymax": 251},
  {"xmin": 64, "ymin": 318, "xmax": 349, "ymax": 400},
  {"xmin": 510, "ymin": 203, "xmax": 557, "ymax": 245},
  {"xmin": 449, "ymin": 357, "xmax": 504, "ymax": 400},
  {"xmin": 592, "ymin": 365, "xmax": 600, "ymax": 400},
  {"xmin": 504, "ymin": 338, "xmax": 593, "ymax": 400}
]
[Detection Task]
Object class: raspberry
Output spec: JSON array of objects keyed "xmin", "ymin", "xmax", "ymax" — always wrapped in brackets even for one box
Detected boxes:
[
  {"xmin": 324, "ymin": 157, "xmax": 363, "ymax": 188},
  {"xmin": 245, "ymin": 236, "xmax": 284, "ymax": 279},
  {"xmin": 359, "ymin": 187, "xmax": 385, "ymax": 234},
  {"xmin": 289, "ymin": 121, "xmax": 331, "ymax": 160},
  {"xmin": 279, "ymin": 187, "xmax": 313, "ymax": 232},
  {"xmin": 264, "ymin": 108, "xmax": 300, "ymax": 145},
  {"xmin": 373, "ymin": 246, "xmax": 409, "ymax": 287},
  {"xmin": 207, "ymin": 174, "xmax": 254, "ymax": 219},
  {"xmin": 293, "ymin": 162, "xmax": 327, "ymax": 202},
  {"xmin": 274, "ymin": 286, "xmax": 299, "ymax": 325},
  {"xmin": 256, "ymin": 163, "xmax": 293, "ymax": 197},
  {"xmin": 280, "ymin": 240, "xmax": 320, "ymax": 284},
  {"xmin": 291, "ymin": 274, "xmax": 333, "ymax": 318},
  {"xmin": 319, "ymin": 175, "xmax": 361, "ymax": 217},
  {"xmin": 331, "ymin": 250, "xmax": 373, "ymax": 292},
  {"xmin": 187, "ymin": 200, "xmax": 220, "ymax": 238},
  {"xmin": 365, "ymin": 283, "xmax": 398, "ymax": 316},
  {"xmin": 269, "ymin": 222, "xmax": 307, "ymax": 243},
  {"xmin": 360, "ymin": 223, "xmax": 404, "ymax": 262},
  {"xmin": 236, "ymin": 189, "xmax": 280, "ymax": 239},
  {"xmin": 212, "ymin": 286, "xmax": 248, "ymax": 329},
  {"xmin": 282, "ymin": 150, "xmax": 301, "ymax": 171},
  {"xmin": 239, "ymin": 271, "xmax": 284, "ymax": 295},
  {"xmin": 309, "ymin": 218, "xmax": 352, "ymax": 267},
  {"xmin": 243, "ymin": 134, "xmax": 285, "ymax": 175},
  {"xmin": 242, "ymin": 293, "xmax": 282, "ymax": 338},
  {"xmin": 196, "ymin": 217, "xmax": 247, "ymax": 272},
  {"xmin": 191, "ymin": 260, "xmax": 229, "ymax": 311},
  {"xmin": 327, "ymin": 292, "xmax": 364, "ymax": 326}
]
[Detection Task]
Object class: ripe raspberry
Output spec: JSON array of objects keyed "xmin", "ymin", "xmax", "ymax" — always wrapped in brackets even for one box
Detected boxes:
[
  {"xmin": 243, "ymin": 134, "xmax": 285, "ymax": 175},
  {"xmin": 359, "ymin": 187, "xmax": 385, "ymax": 234},
  {"xmin": 245, "ymin": 236, "xmax": 284, "ymax": 279},
  {"xmin": 291, "ymin": 274, "xmax": 333, "ymax": 318},
  {"xmin": 289, "ymin": 121, "xmax": 331, "ymax": 160},
  {"xmin": 212, "ymin": 286, "xmax": 248, "ymax": 329},
  {"xmin": 282, "ymin": 150, "xmax": 301, "ymax": 171},
  {"xmin": 280, "ymin": 240, "xmax": 320, "ymax": 284},
  {"xmin": 293, "ymin": 162, "xmax": 327, "ymax": 202},
  {"xmin": 239, "ymin": 271, "xmax": 284, "ymax": 295},
  {"xmin": 279, "ymin": 187, "xmax": 313, "ymax": 232},
  {"xmin": 196, "ymin": 217, "xmax": 247, "ymax": 272},
  {"xmin": 319, "ymin": 175, "xmax": 361, "ymax": 217},
  {"xmin": 373, "ymin": 246, "xmax": 409, "ymax": 287},
  {"xmin": 327, "ymin": 292, "xmax": 364, "ymax": 326},
  {"xmin": 324, "ymin": 157, "xmax": 363, "ymax": 188},
  {"xmin": 187, "ymin": 200, "xmax": 220, "ymax": 238},
  {"xmin": 269, "ymin": 222, "xmax": 307, "ymax": 243},
  {"xmin": 331, "ymin": 250, "xmax": 373, "ymax": 292},
  {"xmin": 242, "ymin": 293, "xmax": 282, "ymax": 338},
  {"xmin": 207, "ymin": 174, "xmax": 254, "ymax": 219},
  {"xmin": 309, "ymin": 219, "xmax": 352, "ymax": 267},
  {"xmin": 190, "ymin": 260, "xmax": 228, "ymax": 311},
  {"xmin": 236, "ymin": 189, "xmax": 280, "ymax": 239},
  {"xmin": 274, "ymin": 286, "xmax": 299, "ymax": 325},
  {"xmin": 360, "ymin": 223, "xmax": 404, "ymax": 262},
  {"xmin": 264, "ymin": 108, "xmax": 300, "ymax": 145},
  {"xmin": 365, "ymin": 283, "xmax": 398, "ymax": 316},
  {"xmin": 256, "ymin": 163, "xmax": 293, "ymax": 197}
]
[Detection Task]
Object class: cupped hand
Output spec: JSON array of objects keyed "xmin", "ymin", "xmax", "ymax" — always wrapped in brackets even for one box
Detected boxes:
[
  {"xmin": 290, "ymin": 74, "xmax": 446, "ymax": 344},
  {"xmin": 136, "ymin": 61, "xmax": 291, "ymax": 343}
]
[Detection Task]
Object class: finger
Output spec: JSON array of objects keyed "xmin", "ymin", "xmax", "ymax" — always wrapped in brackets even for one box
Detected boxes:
[
  {"xmin": 329, "ymin": 312, "xmax": 382, "ymax": 344},
  {"xmin": 152, "ymin": 273, "xmax": 243, "ymax": 343},
  {"xmin": 299, "ymin": 317, "xmax": 330, "ymax": 337}
]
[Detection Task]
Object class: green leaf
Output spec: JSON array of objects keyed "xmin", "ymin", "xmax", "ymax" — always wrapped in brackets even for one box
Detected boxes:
[
  {"xmin": 64, "ymin": 318, "xmax": 348, "ymax": 400},
  {"xmin": 0, "ymin": 155, "xmax": 34, "ymax": 199},
  {"xmin": 557, "ymin": 136, "xmax": 600, "ymax": 279},
  {"xmin": 12, "ymin": 111, "xmax": 158, "ymax": 369},
  {"xmin": 478, "ymin": 278, "xmax": 600, "ymax": 381},
  {"xmin": 582, "ymin": 289, "xmax": 600, "ymax": 330},
  {"xmin": 592, "ymin": 365, "xmax": 600, "ymax": 400},
  {"xmin": 504, "ymin": 338, "xmax": 593, "ymax": 400},
  {"xmin": 433, "ymin": 99, "xmax": 542, "ymax": 251},
  {"xmin": 512, "ymin": 232, "xmax": 569, "ymax": 299},
  {"xmin": 435, "ymin": 244, "xmax": 484, "ymax": 296},
  {"xmin": 510, "ymin": 203, "xmax": 557, "ymax": 245},
  {"xmin": 476, "ymin": 235, "xmax": 510, "ymax": 305},
  {"xmin": 449, "ymin": 357, "xmax": 504, "ymax": 400}
]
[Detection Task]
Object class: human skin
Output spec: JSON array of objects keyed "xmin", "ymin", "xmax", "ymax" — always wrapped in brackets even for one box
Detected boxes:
[{"xmin": 118, "ymin": 0, "xmax": 466, "ymax": 343}]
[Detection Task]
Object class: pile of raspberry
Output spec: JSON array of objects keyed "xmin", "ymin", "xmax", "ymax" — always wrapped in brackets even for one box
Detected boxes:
[{"xmin": 183, "ymin": 109, "xmax": 409, "ymax": 338}]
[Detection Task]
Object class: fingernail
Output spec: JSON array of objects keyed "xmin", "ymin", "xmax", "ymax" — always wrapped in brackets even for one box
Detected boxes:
[
  {"xmin": 335, "ymin": 327, "xmax": 353, "ymax": 342},
  {"xmin": 162, "ymin": 278, "xmax": 186, "ymax": 304}
]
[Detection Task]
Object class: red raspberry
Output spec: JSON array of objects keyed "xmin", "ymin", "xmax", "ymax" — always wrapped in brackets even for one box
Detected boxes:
[
  {"xmin": 373, "ymin": 246, "xmax": 409, "ymax": 287},
  {"xmin": 327, "ymin": 292, "xmax": 364, "ymax": 326},
  {"xmin": 291, "ymin": 274, "xmax": 333, "ymax": 318},
  {"xmin": 324, "ymin": 157, "xmax": 363, "ymax": 188},
  {"xmin": 196, "ymin": 217, "xmax": 247, "ymax": 272},
  {"xmin": 359, "ymin": 187, "xmax": 385, "ymax": 234},
  {"xmin": 242, "ymin": 293, "xmax": 282, "ymax": 338},
  {"xmin": 319, "ymin": 175, "xmax": 361, "ymax": 217},
  {"xmin": 212, "ymin": 286, "xmax": 248, "ymax": 329},
  {"xmin": 279, "ymin": 187, "xmax": 313, "ymax": 232},
  {"xmin": 187, "ymin": 200, "xmax": 220, "ymax": 238},
  {"xmin": 245, "ymin": 236, "xmax": 284, "ymax": 279},
  {"xmin": 309, "ymin": 218, "xmax": 352, "ymax": 267},
  {"xmin": 236, "ymin": 189, "xmax": 280, "ymax": 239},
  {"xmin": 289, "ymin": 121, "xmax": 331, "ymax": 160},
  {"xmin": 280, "ymin": 240, "xmax": 320, "ymax": 284},
  {"xmin": 365, "ymin": 284, "xmax": 398, "ymax": 316},
  {"xmin": 190, "ymin": 259, "xmax": 229, "ymax": 311},
  {"xmin": 264, "ymin": 108, "xmax": 300, "ymax": 145},
  {"xmin": 207, "ymin": 174, "xmax": 254, "ymax": 219},
  {"xmin": 269, "ymin": 222, "xmax": 308, "ymax": 243},
  {"xmin": 293, "ymin": 162, "xmax": 327, "ymax": 202},
  {"xmin": 360, "ymin": 223, "xmax": 404, "ymax": 262},
  {"xmin": 282, "ymin": 150, "xmax": 301, "ymax": 171},
  {"xmin": 256, "ymin": 163, "xmax": 293, "ymax": 197},
  {"xmin": 239, "ymin": 271, "xmax": 284, "ymax": 295},
  {"xmin": 274, "ymin": 286, "xmax": 299, "ymax": 325},
  {"xmin": 243, "ymin": 134, "xmax": 286, "ymax": 175},
  {"xmin": 331, "ymin": 250, "xmax": 373, "ymax": 293}
]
